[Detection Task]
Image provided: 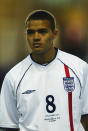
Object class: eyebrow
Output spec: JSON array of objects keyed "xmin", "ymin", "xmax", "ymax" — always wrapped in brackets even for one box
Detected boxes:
[
  {"xmin": 37, "ymin": 28, "xmax": 48, "ymax": 32},
  {"xmin": 27, "ymin": 28, "xmax": 49, "ymax": 34}
]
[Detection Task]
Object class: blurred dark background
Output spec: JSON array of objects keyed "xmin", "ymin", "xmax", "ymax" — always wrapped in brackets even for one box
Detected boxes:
[{"xmin": 0, "ymin": 0, "xmax": 88, "ymax": 91}]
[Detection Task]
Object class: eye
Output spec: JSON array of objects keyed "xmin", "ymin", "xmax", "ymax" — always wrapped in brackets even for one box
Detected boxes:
[
  {"xmin": 38, "ymin": 29, "xmax": 48, "ymax": 34},
  {"xmin": 27, "ymin": 29, "xmax": 35, "ymax": 35}
]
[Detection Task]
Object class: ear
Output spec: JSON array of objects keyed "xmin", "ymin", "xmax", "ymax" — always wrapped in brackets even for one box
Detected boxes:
[
  {"xmin": 26, "ymin": 34, "xmax": 29, "ymax": 41},
  {"xmin": 53, "ymin": 29, "xmax": 59, "ymax": 39}
]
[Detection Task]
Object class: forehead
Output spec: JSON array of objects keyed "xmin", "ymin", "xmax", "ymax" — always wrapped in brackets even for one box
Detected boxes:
[{"xmin": 27, "ymin": 19, "xmax": 51, "ymax": 29}]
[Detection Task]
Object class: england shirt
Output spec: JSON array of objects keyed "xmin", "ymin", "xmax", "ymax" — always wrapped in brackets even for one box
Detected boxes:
[{"xmin": 0, "ymin": 49, "xmax": 88, "ymax": 131}]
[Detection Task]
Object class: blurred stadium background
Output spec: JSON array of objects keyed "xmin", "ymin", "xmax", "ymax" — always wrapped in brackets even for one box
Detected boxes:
[{"xmin": 0, "ymin": 0, "xmax": 88, "ymax": 90}]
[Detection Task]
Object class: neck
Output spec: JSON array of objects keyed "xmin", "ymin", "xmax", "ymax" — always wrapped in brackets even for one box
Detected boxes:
[{"xmin": 31, "ymin": 47, "xmax": 57, "ymax": 64}]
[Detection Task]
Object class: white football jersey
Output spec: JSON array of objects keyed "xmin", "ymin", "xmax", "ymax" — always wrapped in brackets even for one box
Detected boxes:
[{"xmin": 0, "ymin": 49, "xmax": 88, "ymax": 131}]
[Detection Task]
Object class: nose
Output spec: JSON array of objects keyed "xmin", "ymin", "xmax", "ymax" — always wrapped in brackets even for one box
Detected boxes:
[{"xmin": 33, "ymin": 32, "xmax": 40, "ymax": 42}]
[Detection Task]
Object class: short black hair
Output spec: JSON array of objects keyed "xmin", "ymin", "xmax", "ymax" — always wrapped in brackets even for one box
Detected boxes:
[{"xmin": 25, "ymin": 10, "xmax": 56, "ymax": 32}]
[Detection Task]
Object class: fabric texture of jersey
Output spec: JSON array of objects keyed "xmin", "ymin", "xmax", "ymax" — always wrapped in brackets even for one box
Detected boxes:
[{"xmin": 0, "ymin": 49, "xmax": 88, "ymax": 131}]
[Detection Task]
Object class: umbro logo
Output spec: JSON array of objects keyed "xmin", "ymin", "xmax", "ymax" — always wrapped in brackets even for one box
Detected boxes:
[{"xmin": 22, "ymin": 90, "xmax": 36, "ymax": 94}]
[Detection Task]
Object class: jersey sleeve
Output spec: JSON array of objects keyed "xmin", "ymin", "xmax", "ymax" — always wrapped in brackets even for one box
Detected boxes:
[
  {"xmin": 80, "ymin": 63, "xmax": 88, "ymax": 115},
  {"xmin": 0, "ymin": 73, "xmax": 19, "ymax": 129}
]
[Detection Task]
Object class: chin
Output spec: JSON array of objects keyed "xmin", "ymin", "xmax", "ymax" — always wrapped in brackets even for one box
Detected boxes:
[{"xmin": 32, "ymin": 49, "xmax": 46, "ymax": 55}]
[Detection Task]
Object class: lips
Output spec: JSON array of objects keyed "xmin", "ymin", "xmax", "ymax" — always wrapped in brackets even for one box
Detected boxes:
[{"xmin": 33, "ymin": 43, "xmax": 41, "ymax": 48}]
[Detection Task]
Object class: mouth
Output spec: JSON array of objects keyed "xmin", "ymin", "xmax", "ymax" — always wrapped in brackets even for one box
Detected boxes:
[{"xmin": 33, "ymin": 43, "xmax": 41, "ymax": 48}]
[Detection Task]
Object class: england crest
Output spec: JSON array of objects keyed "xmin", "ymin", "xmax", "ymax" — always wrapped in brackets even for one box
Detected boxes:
[{"xmin": 63, "ymin": 77, "xmax": 75, "ymax": 92}]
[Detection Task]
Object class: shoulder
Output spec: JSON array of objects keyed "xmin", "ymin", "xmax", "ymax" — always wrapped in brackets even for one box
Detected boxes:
[
  {"xmin": 7, "ymin": 55, "xmax": 32, "ymax": 76},
  {"xmin": 57, "ymin": 49, "xmax": 88, "ymax": 70},
  {"xmin": 57, "ymin": 49, "xmax": 88, "ymax": 87},
  {"xmin": 3, "ymin": 55, "xmax": 32, "ymax": 91}
]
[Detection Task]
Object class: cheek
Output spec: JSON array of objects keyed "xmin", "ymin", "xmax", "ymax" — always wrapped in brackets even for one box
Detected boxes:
[
  {"xmin": 27, "ymin": 36, "xmax": 33, "ymax": 44},
  {"xmin": 46, "ymin": 36, "xmax": 53, "ymax": 43},
  {"xmin": 27, "ymin": 39, "xmax": 33, "ymax": 49}
]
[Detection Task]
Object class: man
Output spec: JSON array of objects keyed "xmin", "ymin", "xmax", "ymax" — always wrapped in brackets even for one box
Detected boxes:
[{"xmin": 0, "ymin": 10, "xmax": 88, "ymax": 131}]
